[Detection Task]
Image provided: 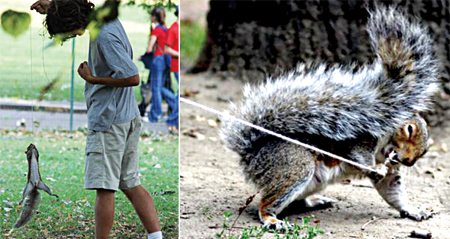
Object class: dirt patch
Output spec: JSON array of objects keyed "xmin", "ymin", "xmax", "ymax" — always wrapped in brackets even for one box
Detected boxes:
[{"xmin": 179, "ymin": 73, "xmax": 450, "ymax": 239}]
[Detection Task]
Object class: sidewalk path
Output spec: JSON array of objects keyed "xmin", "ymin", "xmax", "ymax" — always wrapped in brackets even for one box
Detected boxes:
[
  {"xmin": 0, "ymin": 98, "xmax": 87, "ymax": 113},
  {"xmin": 0, "ymin": 98, "xmax": 169, "ymax": 134}
]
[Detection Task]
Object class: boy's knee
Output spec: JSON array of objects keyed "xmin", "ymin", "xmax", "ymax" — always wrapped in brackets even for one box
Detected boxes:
[
  {"xmin": 121, "ymin": 185, "xmax": 141, "ymax": 195},
  {"xmin": 96, "ymin": 189, "xmax": 115, "ymax": 198}
]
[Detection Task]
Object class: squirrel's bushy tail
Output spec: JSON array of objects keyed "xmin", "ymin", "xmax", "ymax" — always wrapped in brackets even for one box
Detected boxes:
[
  {"xmin": 13, "ymin": 190, "xmax": 40, "ymax": 229},
  {"xmin": 221, "ymin": 6, "xmax": 440, "ymax": 158},
  {"xmin": 367, "ymin": 7, "xmax": 438, "ymax": 95}
]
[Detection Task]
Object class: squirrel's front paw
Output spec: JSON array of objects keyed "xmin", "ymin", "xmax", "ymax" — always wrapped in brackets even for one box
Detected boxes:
[
  {"xmin": 368, "ymin": 164, "xmax": 388, "ymax": 183},
  {"xmin": 400, "ymin": 209, "xmax": 434, "ymax": 221}
]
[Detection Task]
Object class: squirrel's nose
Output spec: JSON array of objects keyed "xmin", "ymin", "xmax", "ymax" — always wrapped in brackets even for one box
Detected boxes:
[{"xmin": 402, "ymin": 158, "xmax": 414, "ymax": 166}]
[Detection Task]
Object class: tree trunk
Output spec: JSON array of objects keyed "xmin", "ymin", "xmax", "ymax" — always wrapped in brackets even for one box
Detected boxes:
[{"xmin": 190, "ymin": 0, "xmax": 450, "ymax": 127}]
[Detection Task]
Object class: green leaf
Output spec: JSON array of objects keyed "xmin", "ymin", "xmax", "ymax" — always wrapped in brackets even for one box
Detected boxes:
[
  {"xmin": 302, "ymin": 216, "xmax": 310, "ymax": 224},
  {"xmin": 1, "ymin": 10, "xmax": 31, "ymax": 38},
  {"xmin": 223, "ymin": 211, "xmax": 233, "ymax": 218}
]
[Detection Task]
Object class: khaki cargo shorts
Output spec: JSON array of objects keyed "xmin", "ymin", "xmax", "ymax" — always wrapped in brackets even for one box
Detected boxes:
[{"xmin": 84, "ymin": 117, "xmax": 141, "ymax": 191}]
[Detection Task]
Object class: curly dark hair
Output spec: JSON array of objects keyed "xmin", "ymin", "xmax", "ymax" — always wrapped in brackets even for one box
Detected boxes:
[{"xmin": 44, "ymin": 0, "xmax": 95, "ymax": 38}]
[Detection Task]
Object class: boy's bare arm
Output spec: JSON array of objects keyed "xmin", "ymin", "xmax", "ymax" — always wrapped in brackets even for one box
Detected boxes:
[
  {"xmin": 165, "ymin": 46, "xmax": 179, "ymax": 57},
  {"xmin": 78, "ymin": 62, "xmax": 139, "ymax": 87},
  {"xmin": 30, "ymin": 0, "xmax": 51, "ymax": 14}
]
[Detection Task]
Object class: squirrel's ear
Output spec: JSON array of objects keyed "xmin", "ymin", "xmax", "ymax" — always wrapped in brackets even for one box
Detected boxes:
[{"xmin": 404, "ymin": 124, "xmax": 416, "ymax": 138}]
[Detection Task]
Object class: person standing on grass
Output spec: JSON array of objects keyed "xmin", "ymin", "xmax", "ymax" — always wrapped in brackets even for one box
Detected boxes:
[
  {"xmin": 146, "ymin": 8, "xmax": 178, "ymax": 134},
  {"xmin": 164, "ymin": 6, "xmax": 179, "ymax": 134},
  {"xmin": 30, "ymin": 1, "xmax": 163, "ymax": 239}
]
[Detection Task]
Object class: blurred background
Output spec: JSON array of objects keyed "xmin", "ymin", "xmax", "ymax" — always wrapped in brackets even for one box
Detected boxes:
[
  {"xmin": 179, "ymin": 0, "xmax": 208, "ymax": 71},
  {"xmin": 0, "ymin": 0, "xmax": 178, "ymax": 132},
  {"xmin": 180, "ymin": 0, "xmax": 450, "ymax": 127}
]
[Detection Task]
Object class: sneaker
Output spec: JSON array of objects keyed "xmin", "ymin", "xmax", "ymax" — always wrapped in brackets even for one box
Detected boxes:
[{"xmin": 168, "ymin": 126, "xmax": 179, "ymax": 135}]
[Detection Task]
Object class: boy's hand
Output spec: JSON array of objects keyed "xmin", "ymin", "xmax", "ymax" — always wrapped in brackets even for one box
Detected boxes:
[
  {"xmin": 30, "ymin": 0, "xmax": 51, "ymax": 14},
  {"xmin": 78, "ymin": 62, "xmax": 94, "ymax": 83}
]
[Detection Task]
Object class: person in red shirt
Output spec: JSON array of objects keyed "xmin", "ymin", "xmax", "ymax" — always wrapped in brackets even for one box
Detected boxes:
[
  {"xmin": 165, "ymin": 6, "xmax": 179, "ymax": 82},
  {"xmin": 147, "ymin": 8, "xmax": 178, "ymax": 132},
  {"xmin": 146, "ymin": 8, "xmax": 166, "ymax": 57},
  {"xmin": 164, "ymin": 6, "xmax": 179, "ymax": 134}
]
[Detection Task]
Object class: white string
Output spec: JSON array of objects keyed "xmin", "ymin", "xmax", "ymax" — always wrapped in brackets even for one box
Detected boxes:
[
  {"xmin": 42, "ymin": 36, "xmax": 51, "ymax": 83},
  {"xmin": 180, "ymin": 97, "xmax": 380, "ymax": 174},
  {"xmin": 30, "ymin": 11, "xmax": 35, "ymax": 134}
]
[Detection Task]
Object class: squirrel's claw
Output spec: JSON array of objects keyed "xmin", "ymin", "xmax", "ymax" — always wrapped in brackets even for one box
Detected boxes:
[
  {"xmin": 400, "ymin": 209, "xmax": 434, "ymax": 221},
  {"xmin": 263, "ymin": 218, "xmax": 291, "ymax": 231},
  {"xmin": 261, "ymin": 214, "xmax": 291, "ymax": 231}
]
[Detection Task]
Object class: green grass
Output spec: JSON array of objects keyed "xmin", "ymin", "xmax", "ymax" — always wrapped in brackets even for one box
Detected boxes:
[
  {"xmin": 0, "ymin": 130, "xmax": 178, "ymax": 238},
  {"xmin": 0, "ymin": 2, "xmax": 177, "ymax": 102},
  {"xmin": 180, "ymin": 21, "xmax": 206, "ymax": 68},
  {"xmin": 215, "ymin": 212, "xmax": 324, "ymax": 239}
]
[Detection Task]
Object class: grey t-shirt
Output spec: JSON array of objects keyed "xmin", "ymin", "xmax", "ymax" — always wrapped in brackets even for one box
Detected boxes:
[{"xmin": 85, "ymin": 19, "xmax": 140, "ymax": 131}]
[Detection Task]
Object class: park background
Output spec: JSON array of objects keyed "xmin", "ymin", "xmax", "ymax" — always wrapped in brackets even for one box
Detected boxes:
[{"xmin": 0, "ymin": 0, "xmax": 179, "ymax": 238}]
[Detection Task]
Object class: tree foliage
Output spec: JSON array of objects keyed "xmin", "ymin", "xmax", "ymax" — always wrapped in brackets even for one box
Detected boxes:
[{"xmin": 126, "ymin": 0, "xmax": 178, "ymax": 13}]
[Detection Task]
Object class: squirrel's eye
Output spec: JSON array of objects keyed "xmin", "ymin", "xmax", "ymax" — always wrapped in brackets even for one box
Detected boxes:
[{"xmin": 404, "ymin": 124, "xmax": 415, "ymax": 138}]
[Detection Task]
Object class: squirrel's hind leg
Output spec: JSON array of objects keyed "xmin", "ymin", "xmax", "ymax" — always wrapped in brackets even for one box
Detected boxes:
[
  {"xmin": 259, "ymin": 172, "xmax": 315, "ymax": 230},
  {"xmin": 19, "ymin": 182, "xmax": 34, "ymax": 205},
  {"xmin": 251, "ymin": 141, "xmax": 316, "ymax": 229},
  {"xmin": 37, "ymin": 181, "xmax": 59, "ymax": 198}
]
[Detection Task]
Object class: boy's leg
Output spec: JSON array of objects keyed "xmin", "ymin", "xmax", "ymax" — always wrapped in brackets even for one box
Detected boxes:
[
  {"xmin": 122, "ymin": 185, "xmax": 161, "ymax": 233},
  {"xmin": 119, "ymin": 117, "xmax": 162, "ymax": 235},
  {"xmin": 95, "ymin": 189, "xmax": 115, "ymax": 239},
  {"xmin": 84, "ymin": 124, "xmax": 129, "ymax": 238}
]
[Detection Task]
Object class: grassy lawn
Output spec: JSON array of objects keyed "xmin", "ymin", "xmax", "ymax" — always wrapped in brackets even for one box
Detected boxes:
[
  {"xmin": 0, "ymin": 1, "xmax": 177, "ymax": 102},
  {"xmin": 180, "ymin": 21, "xmax": 206, "ymax": 69},
  {"xmin": 0, "ymin": 130, "xmax": 179, "ymax": 238}
]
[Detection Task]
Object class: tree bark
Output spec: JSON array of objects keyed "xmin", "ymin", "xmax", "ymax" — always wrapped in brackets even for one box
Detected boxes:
[{"xmin": 190, "ymin": 0, "xmax": 450, "ymax": 126}]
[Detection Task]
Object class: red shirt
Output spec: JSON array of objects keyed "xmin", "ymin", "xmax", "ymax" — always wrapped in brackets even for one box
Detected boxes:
[
  {"xmin": 151, "ymin": 25, "xmax": 167, "ymax": 56},
  {"xmin": 166, "ymin": 22, "xmax": 179, "ymax": 73}
]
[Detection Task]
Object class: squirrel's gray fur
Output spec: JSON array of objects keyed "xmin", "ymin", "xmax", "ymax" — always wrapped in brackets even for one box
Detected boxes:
[
  {"xmin": 220, "ymin": 7, "xmax": 440, "ymax": 227},
  {"xmin": 13, "ymin": 144, "xmax": 58, "ymax": 229},
  {"xmin": 221, "ymin": 7, "xmax": 440, "ymax": 159},
  {"xmin": 13, "ymin": 190, "xmax": 41, "ymax": 228}
]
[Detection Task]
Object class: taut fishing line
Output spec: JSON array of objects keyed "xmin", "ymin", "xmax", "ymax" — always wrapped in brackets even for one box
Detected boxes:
[
  {"xmin": 180, "ymin": 97, "xmax": 381, "ymax": 175},
  {"xmin": 41, "ymin": 35, "xmax": 51, "ymax": 83},
  {"xmin": 29, "ymin": 10, "xmax": 35, "ymax": 134}
]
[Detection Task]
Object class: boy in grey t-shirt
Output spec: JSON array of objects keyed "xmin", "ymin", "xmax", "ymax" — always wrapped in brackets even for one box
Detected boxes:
[{"xmin": 31, "ymin": 1, "xmax": 163, "ymax": 238}]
